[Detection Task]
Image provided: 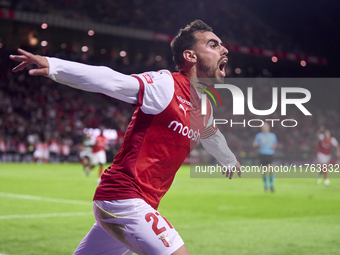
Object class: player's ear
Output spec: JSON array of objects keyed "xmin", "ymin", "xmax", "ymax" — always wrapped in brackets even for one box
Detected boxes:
[{"xmin": 183, "ymin": 50, "xmax": 197, "ymax": 64}]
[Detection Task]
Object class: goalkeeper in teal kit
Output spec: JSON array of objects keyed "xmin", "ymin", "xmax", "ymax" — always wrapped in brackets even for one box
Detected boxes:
[{"xmin": 253, "ymin": 122, "xmax": 278, "ymax": 192}]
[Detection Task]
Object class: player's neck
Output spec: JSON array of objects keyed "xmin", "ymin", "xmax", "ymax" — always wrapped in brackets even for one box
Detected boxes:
[{"xmin": 181, "ymin": 69, "xmax": 206, "ymax": 93}]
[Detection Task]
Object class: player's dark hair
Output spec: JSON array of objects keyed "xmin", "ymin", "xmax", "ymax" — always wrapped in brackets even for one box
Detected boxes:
[{"xmin": 171, "ymin": 20, "xmax": 213, "ymax": 70}]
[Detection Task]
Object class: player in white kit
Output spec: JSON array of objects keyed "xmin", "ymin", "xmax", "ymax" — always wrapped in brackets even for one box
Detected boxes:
[{"xmin": 11, "ymin": 20, "xmax": 241, "ymax": 255}]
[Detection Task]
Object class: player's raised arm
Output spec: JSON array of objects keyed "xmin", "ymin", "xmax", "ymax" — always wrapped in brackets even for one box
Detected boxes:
[{"xmin": 10, "ymin": 48, "xmax": 139, "ymax": 104}]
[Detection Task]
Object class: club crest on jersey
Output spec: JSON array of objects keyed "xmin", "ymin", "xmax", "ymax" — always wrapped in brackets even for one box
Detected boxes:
[
  {"xmin": 159, "ymin": 234, "xmax": 171, "ymax": 247},
  {"xmin": 142, "ymin": 73, "xmax": 153, "ymax": 84}
]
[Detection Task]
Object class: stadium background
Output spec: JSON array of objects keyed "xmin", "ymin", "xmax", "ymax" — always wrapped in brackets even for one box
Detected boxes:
[
  {"xmin": 0, "ymin": 0, "xmax": 339, "ymax": 164},
  {"xmin": 0, "ymin": 1, "xmax": 340, "ymax": 254}
]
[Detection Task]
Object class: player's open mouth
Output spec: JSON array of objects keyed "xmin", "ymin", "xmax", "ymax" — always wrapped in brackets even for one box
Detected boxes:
[{"xmin": 219, "ymin": 58, "xmax": 228, "ymax": 77}]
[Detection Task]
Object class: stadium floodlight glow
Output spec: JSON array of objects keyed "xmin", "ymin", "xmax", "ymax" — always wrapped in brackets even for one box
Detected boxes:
[
  {"xmin": 119, "ymin": 51, "xmax": 127, "ymax": 57},
  {"xmin": 41, "ymin": 40, "xmax": 48, "ymax": 47},
  {"xmin": 300, "ymin": 60, "xmax": 307, "ymax": 67},
  {"xmin": 28, "ymin": 32, "xmax": 38, "ymax": 46},
  {"xmin": 81, "ymin": 46, "xmax": 89, "ymax": 52},
  {"xmin": 235, "ymin": 68, "xmax": 241, "ymax": 74},
  {"xmin": 155, "ymin": 55, "xmax": 162, "ymax": 62},
  {"xmin": 271, "ymin": 56, "xmax": 278, "ymax": 63},
  {"xmin": 41, "ymin": 23, "xmax": 48, "ymax": 29},
  {"xmin": 88, "ymin": 30, "xmax": 95, "ymax": 36}
]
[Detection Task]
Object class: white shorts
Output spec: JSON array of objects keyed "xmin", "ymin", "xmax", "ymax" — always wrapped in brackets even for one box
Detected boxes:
[
  {"xmin": 317, "ymin": 152, "xmax": 331, "ymax": 164},
  {"xmin": 33, "ymin": 149, "xmax": 49, "ymax": 160},
  {"xmin": 91, "ymin": 150, "xmax": 106, "ymax": 165},
  {"xmin": 79, "ymin": 150, "xmax": 92, "ymax": 159},
  {"xmin": 74, "ymin": 199, "xmax": 184, "ymax": 255}
]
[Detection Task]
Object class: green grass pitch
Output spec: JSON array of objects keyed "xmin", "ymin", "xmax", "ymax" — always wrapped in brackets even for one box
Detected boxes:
[{"xmin": 0, "ymin": 163, "xmax": 340, "ymax": 255}]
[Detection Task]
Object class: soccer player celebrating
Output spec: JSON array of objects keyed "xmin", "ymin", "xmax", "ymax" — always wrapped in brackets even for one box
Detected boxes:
[
  {"xmin": 10, "ymin": 20, "xmax": 241, "ymax": 255},
  {"xmin": 316, "ymin": 126, "xmax": 340, "ymax": 185},
  {"xmin": 253, "ymin": 122, "xmax": 278, "ymax": 192}
]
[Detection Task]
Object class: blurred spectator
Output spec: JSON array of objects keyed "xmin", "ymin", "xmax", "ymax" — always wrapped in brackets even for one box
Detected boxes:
[
  {"xmin": 32, "ymin": 137, "xmax": 49, "ymax": 163},
  {"xmin": 0, "ymin": 136, "xmax": 7, "ymax": 162},
  {"xmin": 17, "ymin": 139, "xmax": 28, "ymax": 162}
]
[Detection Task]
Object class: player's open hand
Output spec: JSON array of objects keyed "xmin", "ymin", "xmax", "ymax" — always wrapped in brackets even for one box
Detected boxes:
[
  {"xmin": 223, "ymin": 161, "xmax": 242, "ymax": 179},
  {"xmin": 9, "ymin": 48, "xmax": 49, "ymax": 76}
]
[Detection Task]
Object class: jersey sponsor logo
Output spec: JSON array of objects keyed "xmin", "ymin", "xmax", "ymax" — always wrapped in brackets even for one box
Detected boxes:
[
  {"xmin": 176, "ymin": 95, "xmax": 193, "ymax": 107},
  {"xmin": 179, "ymin": 104, "xmax": 188, "ymax": 118},
  {"xmin": 142, "ymin": 73, "xmax": 153, "ymax": 84},
  {"xmin": 168, "ymin": 120, "xmax": 200, "ymax": 141}
]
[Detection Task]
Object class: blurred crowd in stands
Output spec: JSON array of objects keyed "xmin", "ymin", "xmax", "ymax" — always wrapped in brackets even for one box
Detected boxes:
[
  {"xmin": 0, "ymin": 46, "xmax": 133, "ymax": 162},
  {"xmin": 3, "ymin": 0, "xmax": 302, "ymax": 54}
]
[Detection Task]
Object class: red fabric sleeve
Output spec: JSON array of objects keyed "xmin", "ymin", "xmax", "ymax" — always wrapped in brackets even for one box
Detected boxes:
[{"xmin": 131, "ymin": 75, "xmax": 145, "ymax": 107}]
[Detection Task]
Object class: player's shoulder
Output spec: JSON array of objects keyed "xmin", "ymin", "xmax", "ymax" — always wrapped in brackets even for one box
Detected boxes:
[
  {"xmin": 134, "ymin": 69, "xmax": 173, "ymax": 85},
  {"xmin": 133, "ymin": 69, "xmax": 175, "ymax": 115}
]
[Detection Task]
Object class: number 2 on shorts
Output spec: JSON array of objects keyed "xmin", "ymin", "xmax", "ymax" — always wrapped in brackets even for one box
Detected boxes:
[{"xmin": 145, "ymin": 212, "xmax": 173, "ymax": 235}]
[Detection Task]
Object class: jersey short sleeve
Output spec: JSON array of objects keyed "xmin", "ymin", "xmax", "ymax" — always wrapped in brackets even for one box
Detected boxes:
[
  {"xmin": 132, "ymin": 70, "xmax": 174, "ymax": 115},
  {"xmin": 331, "ymin": 137, "xmax": 338, "ymax": 146}
]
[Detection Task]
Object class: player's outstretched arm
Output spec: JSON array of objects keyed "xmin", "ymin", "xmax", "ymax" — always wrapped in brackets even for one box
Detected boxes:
[
  {"xmin": 10, "ymin": 48, "xmax": 49, "ymax": 76},
  {"xmin": 200, "ymin": 128, "xmax": 241, "ymax": 179},
  {"xmin": 9, "ymin": 49, "xmax": 139, "ymax": 104}
]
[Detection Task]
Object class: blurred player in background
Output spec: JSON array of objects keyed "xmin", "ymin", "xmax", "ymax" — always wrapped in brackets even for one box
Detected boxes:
[
  {"xmin": 17, "ymin": 139, "xmax": 28, "ymax": 162},
  {"xmin": 49, "ymin": 137, "xmax": 61, "ymax": 163},
  {"xmin": 253, "ymin": 123, "xmax": 278, "ymax": 192},
  {"xmin": 85, "ymin": 130, "xmax": 108, "ymax": 183},
  {"xmin": 79, "ymin": 131, "xmax": 95, "ymax": 175},
  {"xmin": 0, "ymin": 136, "xmax": 7, "ymax": 162},
  {"xmin": 10, "ymin": 20, "xmax": 241, "ymax": 255},
  {"xmin": 60, "ymin": 138, "xmax": 72, "ymax": 163},
  {"xmin": 33, "ymin": 137, "xmax": 49, "ymax": 163},
  {"xmin": 316, "ymin": 126, "xmax": 340, "ymax": 185}
]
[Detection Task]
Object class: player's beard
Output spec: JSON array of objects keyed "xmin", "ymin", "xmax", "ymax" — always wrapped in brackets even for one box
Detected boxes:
[{"xmin": 197, "ymin": 58, "xmax": 224, "ymax": 84}]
